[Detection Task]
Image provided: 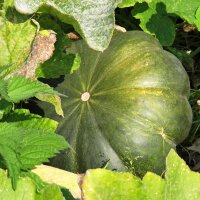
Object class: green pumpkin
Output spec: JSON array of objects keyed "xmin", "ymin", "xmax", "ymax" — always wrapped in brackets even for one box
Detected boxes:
[{"xmin": 42, "ymin": 31, "xmax": 192, "ymax": 176}]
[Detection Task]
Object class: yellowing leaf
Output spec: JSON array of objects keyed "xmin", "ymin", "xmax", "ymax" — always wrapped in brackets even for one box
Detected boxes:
[
  {"xmin": 36, "ymin": 94, "xmax": 64, "ymax": 117},
  {"xmin": 0, "ymin": 18, "xmax": 37, "ymax": 78}
]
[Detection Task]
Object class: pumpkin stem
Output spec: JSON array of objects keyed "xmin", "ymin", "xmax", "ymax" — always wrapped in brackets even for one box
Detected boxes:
[{"xmin": 81, "ymin": 92, "xmax": 90, "ymax": 101}]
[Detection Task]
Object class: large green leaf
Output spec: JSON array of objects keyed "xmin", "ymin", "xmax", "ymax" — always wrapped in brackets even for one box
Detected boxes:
[
  {"xmin": 13, "ymin": 0, "xmax": 121, "ymax": 51},
  {"xmin": 164, "ymin": 150, "xmax": 200, "ymax": 199},
  {"xmin": 0, "ymin": 169, "xmax": 65, "ymax": 200},
  {"xmin": 83, "ymin": 169, "xmax": 144, "ymax": 200},
  {"xmin": 151, "ymin": 0, "xmax": 200, "ymax": 27},
  {"xmin": 0, "ymin": 76, "xmax": 58, "ymax": 103},
  {"xmin": 142, "ymin": 173, "xmax": 166, "ymax": 200},
  {"xmin": 0, "ymin": 18, "xmax": 37, "ymax": 78},
  {"xmin": 82, "ymin": 149, "xmax": 200, "ymax": 199},
  {"xmin": 133, "ymin": 0, "xmax": 200, "ymax": 26},
  {"xmin": 132, "ymin": 1, "xmax": 200, "ymax": 45},
  {"xmin": 132, "ymin": 2, "xmax": 175, "ymax": 46},
  {"xmin": 0, "ymin": 122, "xmax": 68, "ymax": 189}
]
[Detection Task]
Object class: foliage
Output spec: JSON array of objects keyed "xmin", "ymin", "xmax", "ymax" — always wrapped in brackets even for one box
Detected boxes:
[
  {"xmin": 0, "ymin": 0, "xmax": 70, "ymax": 193},
  {"xmin": 35, "ymin": 15, "xmax": 81, "ymax": 79},
  {"xmin": 0, "ymin": 169, "xmax": 65, "ymax": 200},
  {"xmin": 0, "ymin": 76, "xmax": 59, "ymax": 103},
  {"xmin": 32, "ymin": 150, "xmax": 200, "ymax": 200},
  {"xmin": 0, "ymin": 110, "xmax": 68, "ymax": 189},
  {"xmin": 14, "ymin": 0, "xmax": 121, "ymax": 51},
  {"xmin": 82, "ymin": 149, "xmax": 200, "ymax": 200},
  {"xmin": 131, "ymin": 1, "xmax": 200, "ymax": 46},
  {"xmin": 132, "ymin": 2, "xmax": 175, "ymax": 46}
]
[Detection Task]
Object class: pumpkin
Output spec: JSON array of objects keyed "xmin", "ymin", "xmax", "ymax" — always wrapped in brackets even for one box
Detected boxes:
[{"xmin": 42, "ymin": 31, "xmax": 192, "ymax": 176}]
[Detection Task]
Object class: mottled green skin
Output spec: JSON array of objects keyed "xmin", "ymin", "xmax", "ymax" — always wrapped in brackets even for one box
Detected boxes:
[{"xmin": 44, "ymin": 31, "xmax": 192, "ymax": 176}]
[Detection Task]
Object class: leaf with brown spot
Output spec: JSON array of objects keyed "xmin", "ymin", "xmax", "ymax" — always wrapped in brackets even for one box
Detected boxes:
[{"xmin": 11, "ymin": 30, "xmax": 57, "ymax": 79}]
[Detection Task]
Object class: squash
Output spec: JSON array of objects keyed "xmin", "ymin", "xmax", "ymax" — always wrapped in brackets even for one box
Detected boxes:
[{"xmin": 42, "ymin": 31, "xmax": 192, "ymax": 176}]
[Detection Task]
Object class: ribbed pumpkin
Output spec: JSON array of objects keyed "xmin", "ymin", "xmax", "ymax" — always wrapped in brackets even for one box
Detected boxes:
[{"xmin": 42, "ymin": 31, "xmax": 192, "ymax": 176}]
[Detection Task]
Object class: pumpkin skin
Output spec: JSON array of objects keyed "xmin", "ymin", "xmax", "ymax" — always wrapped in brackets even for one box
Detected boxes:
[{"xmin": 43, "ymin": 31, "xmax": 192, "ymax": 176}]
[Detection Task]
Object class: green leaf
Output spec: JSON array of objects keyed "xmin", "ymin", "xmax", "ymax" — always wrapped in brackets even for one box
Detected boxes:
[
  {"xmin": 13, "ymin": 0, "xmax": 121, "ymax": 51},
  {"xmin": 16, "ymin": 128, "xmax": 68, "ymax": 170},
  {"xmin": 132, "ymin": 2, "xmax": 175, "ymax": 46},
  {"xmin": 1, "ymin": 0, "xmax": 14, "ymax": 15},
  {"xmin": 164, "ymin": 149, "xmax": 200, "ymax": 199},
  {"xmin": 151, "ymin": 0, "xmax": 200, "ymax": 27},
  {"xmin": 118, "ymin": 0, "xmax": 152, "ymax": 8},
  {"xmin": 36, "ymin": 34, "xmax": 81, "ymax": 78},
  {"xmin": 2, "ymin": 109, "xmax": 58, "ymax": 131},
  {"xmin": 142, "ymin": 173, "xmax": 166, "ymax": 200},
  {"xmin": 0, "ymin": 169, "xmax": 65, "ymax": 200},
  {"xmin": 0, "ymin": 99, "xmax": 13, "ymax": 119},
  {"xmin": 0, "ymin": 147, "xmax": 20, "ymax": 189},
  {"xmin": 132, "ymin": 0, "xmax": 200, "ymax": 40},
  {"xmin": 0, "ymin": 76, "xmax": 58, "ymax": 103},
  {"xmin": 34, "ymin": 15, "xmax": 80, "ymax": 79},
  {"xmin": 0, "ymin": 18, "xmax": 37, "ymax": 78},
  {"xmin": 0, "ymin": 122, "xmax": 68, "ymax": 189},
  {"xmin": 195, "ymin": 7, "xmax": 200, "ymax": 30},
  {"xmin": 0, "ymin": 168, "xmax": 36, "ymax": 200},
  {"xmin": 82, "ymin": 169, "xmax": 144, "ymax": 200},
  {"xmin": 36, "ymin": 53, "xmax": 80, "ymax": 79},
  {"xmin": 82, "ymin": 149, "xmax": 200, "ymax": 199}
]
